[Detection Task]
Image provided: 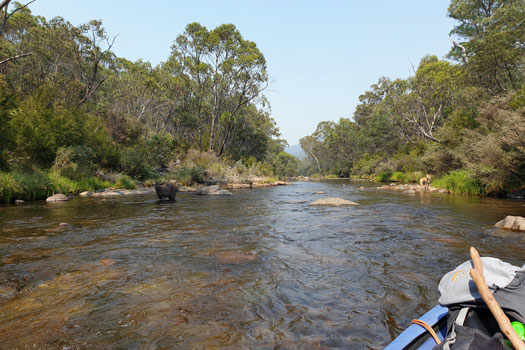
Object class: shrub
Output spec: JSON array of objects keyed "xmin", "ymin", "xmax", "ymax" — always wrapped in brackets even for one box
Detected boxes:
[
  {"xmin": 77, "ymin": 177, "xmax": 112, "ymax": 191},
  {"xmin": 391, "ymin": 171, "xmax": 406, "ymax": 183},
  {"xmin": 184, "ymin": 149, "xmax": 220, "ymax": 170},
  {"xmin": 405, "ymin": 171, "xmax": 425, "ymax": 183},
  {"xmin": 115, "ymin": 175, "xmax": 137, "ymax": 190},
  {"xmin": 376, "ymin": 169, "xmax": 393, "ymax": 183},
  {"xmin": 433, "ymin": 170, "xmax": 485, "ymax": 196},
  {"xmin": 47, "ymin": 171, "xmax": 81, "ymax": 194},
  {"xmin": 120, "ymin": 147, "xmax": 156, "ymax": 180},
  {"xmin": 174, "ymin": 166, "xmax": 205, "ymax": 186},
  {"xmin": 0, "ymin": 171, "xmax": 51, "ymax": 203},
  {"xmin": 53, "ymin": 146, "xmax": 97, "ymax": 180}
]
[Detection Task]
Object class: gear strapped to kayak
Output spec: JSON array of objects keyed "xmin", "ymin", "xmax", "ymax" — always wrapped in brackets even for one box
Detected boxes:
[{"xmin": 434, "ymin": 256, "xmax": 525, "ymax": 350}]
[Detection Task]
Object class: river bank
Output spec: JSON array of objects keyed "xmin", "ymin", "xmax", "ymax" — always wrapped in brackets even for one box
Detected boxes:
[
  {"xmin": 0, "ymin": 149, "xmax": 293, "ymax": 204},
  {"xmin": 3, "ymin": 173, "xmax": 291, "ymax": 205}
]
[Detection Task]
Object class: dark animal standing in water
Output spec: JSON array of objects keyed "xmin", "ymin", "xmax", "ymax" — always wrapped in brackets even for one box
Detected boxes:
[{"xmin": 155, "ymin": 182, "xmax": 178, "ymax": 201}]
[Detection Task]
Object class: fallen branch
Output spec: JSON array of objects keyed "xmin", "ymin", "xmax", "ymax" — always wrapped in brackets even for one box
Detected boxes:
[
  {"xmin": 0, "ymin": 52, "xmax": 32, "ymax": 65},
  {"xmin": 469, "ymin": 247, "xmax": 525, "ymax": 350}
]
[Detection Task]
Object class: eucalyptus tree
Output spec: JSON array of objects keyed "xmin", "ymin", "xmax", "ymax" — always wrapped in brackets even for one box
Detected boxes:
[
  {"xmin": 448, "ymin": 0, "xmax": 525, "ymax": 93},
  {"xmin": 168, "ymin": 22, "xmax": 268, "ymax": 154}
]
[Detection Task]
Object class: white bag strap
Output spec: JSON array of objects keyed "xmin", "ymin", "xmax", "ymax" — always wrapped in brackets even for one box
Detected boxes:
[{"xmin": 442, "ymin": 307, "xmax": 470, "ymax": 350}]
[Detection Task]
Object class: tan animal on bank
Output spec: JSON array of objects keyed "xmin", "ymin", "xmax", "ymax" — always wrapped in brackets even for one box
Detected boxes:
[
  {"xmin": 419, "ymin": 174, "xmax": 432, "ymax": 191},
  {"xmin": 155, "ymin": 182, "xmax": 178, "ymax": 201}
]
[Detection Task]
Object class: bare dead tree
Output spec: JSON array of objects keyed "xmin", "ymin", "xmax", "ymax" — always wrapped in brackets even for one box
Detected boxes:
[{"xmin": 78, "ymin": 32, "xmax": 117, "ymax": 106}]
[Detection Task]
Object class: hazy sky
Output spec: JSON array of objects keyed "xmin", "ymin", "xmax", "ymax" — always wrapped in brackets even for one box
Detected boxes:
[{"xmin": 31, "ymin": 1, "xmax": 455, "ymax": 145}]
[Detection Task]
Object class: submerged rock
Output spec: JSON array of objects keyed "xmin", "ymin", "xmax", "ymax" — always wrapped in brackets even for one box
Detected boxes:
[
  {"xmin": 495, "ymin": 216, "xmax": 525, "ymax": 232},
  {"xmin": 196, "ymin": 185, "xmax": 220, "ymax": 195},
  {"xmin": 100, "ymin": 258, "xmax": 116, "ymax": 266},
  {"xmin": 215, "ymin": 251, "xmax": 257, "ymax": 264},
  {"xmin": 46, "ymin": 194, "xmax": 70, "ymax": 202},
  {"xmin": 0, "ymin": 284, "xmax": 16, "ymax": 300},
  {"xmin": 310, "ymin": 197, "xmax": 359, "ymax": 206}
]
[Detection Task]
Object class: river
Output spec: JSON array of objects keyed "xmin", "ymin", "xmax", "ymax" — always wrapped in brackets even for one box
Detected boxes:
[{"xmin": 1, "ymin": 180, "xmax": 525, "ymax": 349}]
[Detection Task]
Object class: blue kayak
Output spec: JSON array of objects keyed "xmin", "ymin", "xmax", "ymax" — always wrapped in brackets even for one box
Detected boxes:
[{"xmin": 384, "ymin": 305, "xmax": 448, "ymax": 350}]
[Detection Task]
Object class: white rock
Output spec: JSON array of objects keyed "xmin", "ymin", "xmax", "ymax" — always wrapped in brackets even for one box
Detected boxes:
[
  {"xmin": 46, "ymin": 194, "xmax": 69, "ymax": 202},
  {"xmin": 494, "ymin": 216, "xmax": 525, "ymax": 232}
]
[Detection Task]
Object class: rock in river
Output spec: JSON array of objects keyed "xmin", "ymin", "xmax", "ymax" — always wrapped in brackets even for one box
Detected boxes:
[
  {"xmin": 197, "ymin": 185, "xmax": 232, "ymax": 196},
  {"xmin": 494, "ymin": 216, "xmax": 525, "ymax": 232},
  {"xmin": 46, "ymin": 194, "xmax": 70, "ymax": 202},
  {"xmin": 310, "ymin": 197, "xmax": 359, "ymax": 206}
]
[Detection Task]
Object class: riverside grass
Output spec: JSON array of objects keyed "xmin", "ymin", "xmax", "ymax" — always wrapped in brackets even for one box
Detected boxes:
[
  {"xmin": 432, "ymin": 170, "xmax": 485, "ymax": 196},
  {"xmin": 0, "ymin": 171, "xmax": 113, "ymax": 203}
]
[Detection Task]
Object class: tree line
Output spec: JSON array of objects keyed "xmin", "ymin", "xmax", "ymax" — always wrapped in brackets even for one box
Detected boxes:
[
  {"xmin": 0, "ymin": 1, "xmax": 297, "ymax": 186},
  {"xmin": 300, "ymin": 0, "xmax": 524, "ymax": 195}
]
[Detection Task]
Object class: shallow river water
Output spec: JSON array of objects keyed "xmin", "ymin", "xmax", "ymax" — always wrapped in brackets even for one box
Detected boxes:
[{"xmin": 1, "ymin": 181, "xmax": 525, "ymax": 349}]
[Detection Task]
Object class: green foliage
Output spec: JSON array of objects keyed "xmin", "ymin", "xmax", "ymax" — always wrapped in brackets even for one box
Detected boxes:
[
  {"xmin": 0, "ymin": 171, "xmax": 50, "ymax": 203},
  {"xmin": 174, "ymin": 166, "xmax": 205, "ymax": 186},
  {"xmin": 433, "ymin": 170, "xmax": 484, "ymax": 196},
  {"xmin": 0, "ymin": 169, "xmax": 120, "ymax": 203},
  {"xmin": 119, "ymin": 146, "xmax": 155, "ymax": 180},
  {"xmin": 115, "ymin": 175, "xmax": 136, "ymax": 190},
  {"xmin": 47, "ymin": 171, "xmax": 82, "ymax": 194},
  {"xmin": 391, "ymin": 172, "xmax": 406, "ymax": 183},
  {"xmin": 271, "ymin": 152, "xmax": 300, "ymax": 179},
  {"xmin": 376, "ymin": 169, "xmax": 393, "ymax": 183}
]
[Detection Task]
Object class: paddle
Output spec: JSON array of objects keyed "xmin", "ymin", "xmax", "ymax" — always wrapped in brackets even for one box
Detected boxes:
[{"xmin": 469, "ymin": 247, "xmax": 525, "ymax": 350}]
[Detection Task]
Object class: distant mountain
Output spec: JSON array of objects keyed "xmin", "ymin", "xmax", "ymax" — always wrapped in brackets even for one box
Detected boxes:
[{"xmin": 285, "ymin": 144, "xmax": 306, "ymax": 159}]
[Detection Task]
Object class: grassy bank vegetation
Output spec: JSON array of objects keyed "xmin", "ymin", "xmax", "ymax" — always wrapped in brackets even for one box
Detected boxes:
[
  {"xmin": 0, "ymin": 171, "xmax": 113, "ymax": 203},
  {"xmin": 299, "ymin": 0, "xmax": 524, "ymax": 197}
]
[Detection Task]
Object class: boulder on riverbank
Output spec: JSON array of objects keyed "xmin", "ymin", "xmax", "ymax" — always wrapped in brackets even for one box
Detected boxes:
[
  {"xmin": 494, "ymin": 216, "xmax": 525, "ymax": 232},
  {"xmin": 87, "ymin": 188, "xmax": 154, "ymax": 198},
  {"xmin": 310, "ymin": 197, "xmax": 359, "ymax": 206},
  {"xmin": 46, "ymin": 194, "xmax": 70, "ymax": 202},
  {"xmin": 226, "ymin": 183, "xmax": 252, "ymax": 189}
]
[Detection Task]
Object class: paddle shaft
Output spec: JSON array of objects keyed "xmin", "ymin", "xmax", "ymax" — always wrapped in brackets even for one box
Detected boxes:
[{"xmin": 469, "ymin": 247, "xmax": 525, "ymax": 350}]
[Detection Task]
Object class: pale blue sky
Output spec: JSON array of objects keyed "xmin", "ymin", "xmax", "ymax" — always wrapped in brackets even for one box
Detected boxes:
[{"xmin": 31, "ymin": 1, "xmax": 455, "ymax": 145}]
